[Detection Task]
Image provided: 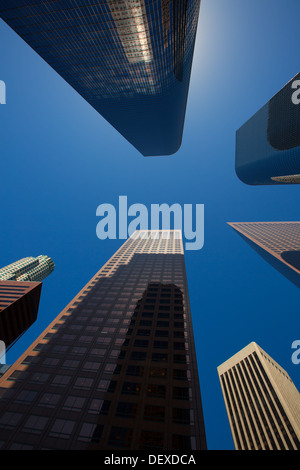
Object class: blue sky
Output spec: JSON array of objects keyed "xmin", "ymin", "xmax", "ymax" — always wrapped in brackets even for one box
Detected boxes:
[{"xmin": 0, "ymin": 0, "xmax": 299, "ymax": 450}]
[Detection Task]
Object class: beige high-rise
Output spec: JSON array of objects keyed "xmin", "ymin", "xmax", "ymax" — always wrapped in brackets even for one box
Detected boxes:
[{"xmin": 218, "ymin": 342, "xmax": 300, "ymax": 450}]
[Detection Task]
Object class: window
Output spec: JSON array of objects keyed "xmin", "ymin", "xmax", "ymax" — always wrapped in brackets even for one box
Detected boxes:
[
  {"xmin": 30, "ymin": 372, "xmax": 50, "ymax": 383},
  {"xmin": 116, "ymin": 402, "xmax": 137, "ymax": 418},
  {"xmin": 126, "ymin": 365, "xmax": 144, "ymax": 377},
  {"xmin": 151, "ymin": 352, "xmax": 168, "ymax": 362},
  {"xmin": 173, "ymin": 354, "xmax": 186, "ymax": 364},
  {"xmin": 153, "ymin": 340, "xmax": 168, "ymax": 349},
  {"xmin": 174, "ymin": 331, "xmax": 184, "ymax": 338},
  {"xmin": 50, "ymin": 419, "xmax": 75, "ymax": 439},
  {"xmin": 172, "ymin": 408, "xmax": 190, "ymax": 424},
  {"xmin": 23, "ymin": 415, "xmax": 48, "ymax": 434},
  {"xmin": 51, "ymin": 374, "xmax": 71, "ymax": 387},
  {"xmin": 99, "ymin": 400, "xmax": 111, "ymax": 415},
  {"xmin": 74, "ymin": 377, "xmax": 93, "ymax": 390},
  {"xmin": 21, "ymin": 355, "xmax": 39, "ymax": 365},
  {"xmin": 130, "ymin": 351, "xmax": 147, "ymax": 361},
  {"xmin": 90, "ymin": 348, "xmax": 106, "ymax": 356},
  {"xmin": 122, "ymin": 382, "xmax": 141, "ymax": 395},
  {"xmin": 156, "ymin": 321, "xmax": 169, "ymax": 327},
  {"xmin": 149, "ymin": 367, "xmax": 167, "ymax": 379},
  {"xmin": 144, "ymin": 405, "xmax": 165, "ymax": 422},
  {"xmin": 108, "ymin": 426, "xmax": 133, "ymax": 448},
  {"xmin": 137, "ymin": 329, "xmax": 151, "ymax": 336},
  {"xmin": 83, "ymin": 361, "xmax": 101, "ymax": 371},
  {"xmin": 71, "ymin": 346, "xmax": 87, "ymax": 355},
  {"xmin": 63, "ymin": 396, "xmax": 85, "ymax": 411},
  {"xmin": 107, "ymin": 381, "xmax": 117, "ymax": 393},
  {"xmin": 0, "ymin": 411, "xmax": 22, "ymax": 429},
  {"xmin": 173, "ymin": 369, "xmax": 188, "ymax": 381},
  {"xmin": 147, "ymin": 384, "xmax": 166, "ymax": 398},
  {"xmin": 39, "ymin": 393, "xmax": 61, "ymax": 408},
  {"xmin": 15, "ymin": 390, "xmax": 37, "ymax": 404},
  {"xmin": 139, "ymin": 430, "xmax": 164, "ymax": 450},
  {"xmin": 89, "ymin": 399, "xmax": 103, "ymax": 414},
  {"xmin": 155, "ymin": 330, "xmax": 168, "ymax": 337},
  {"xmin": 174, "ymin": 342, "xmax": 185, "ymax": 350},
  {"xmin": 78, "ymin": 422, "xmax": 98, "ymax": 442},
  {"xmin": 98, "ymin": 379, "xmax": 109, "ymax": 391},
  {"xmin": 173, "ymin": 387, "xmax": 190, "ymax": 400},
  {"xmin": 172, "ymin": 434, "xmax": 191, "ymax": 450},
  {"xmin": 43, "ymin": 358, "xmax": 60, "ymax": 367}
]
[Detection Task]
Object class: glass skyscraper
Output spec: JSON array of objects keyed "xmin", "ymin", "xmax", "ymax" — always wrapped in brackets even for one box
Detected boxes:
[
  {"xmin": 228, "ymin": 222, "xmax": 300, "ymax": 289},
  {"xmin": 0, "ymin": 1, "xmax": 202, "ymax": 156},
  {"xmin": 235, "ymin": 72, "xmax": 300, "ymax": 185},
  {"xmin": 0, "ymin": 256, "xmax": 55, "ymax": 283},
  {"xmin": 218, "ymin": 342, "xmax": 300, "ymax": 450},
  {"xmin": 0, "ymin": 231, "xmax": 206, "ymax": 450}
]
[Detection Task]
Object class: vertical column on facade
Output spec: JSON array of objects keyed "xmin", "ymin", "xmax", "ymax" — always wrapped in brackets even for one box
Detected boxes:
[
  {"xmin": 251, "ymin": 353, "xmax": 297, "ymax": 450},
  {"xmin": 245, "ymin": 355, "xmax": 282, "ymax": 449},
  {"xmin": 222, "ymin": 370, "xmax": 247, "ymax": 449},
  {"xmin": 231, "ymin": 365, "xmax": 256, "ymax": 449},
  {"xmin": 235, "ymin": 362, "xmax": 263, "ymax": 449}
]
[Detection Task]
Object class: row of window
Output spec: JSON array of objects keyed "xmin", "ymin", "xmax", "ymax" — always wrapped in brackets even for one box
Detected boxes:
[
  {"xmin": 0, "ymin": 415, "xmax": 192, "ymax": 450},
  {"xmin": 94, "ymin": 425, "xmax": 192, "ymax": 450}
]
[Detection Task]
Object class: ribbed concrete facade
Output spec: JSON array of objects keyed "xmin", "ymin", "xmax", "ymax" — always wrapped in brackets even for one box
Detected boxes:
[{"xmin": 218, "ymin": 342, "xmax": 300, "ymax": 450}]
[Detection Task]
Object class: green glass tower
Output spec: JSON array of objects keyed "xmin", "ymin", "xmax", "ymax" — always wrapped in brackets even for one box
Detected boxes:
[{"xmin": 0, "ymin": 256, "xmax": 55, "ymax": 283}]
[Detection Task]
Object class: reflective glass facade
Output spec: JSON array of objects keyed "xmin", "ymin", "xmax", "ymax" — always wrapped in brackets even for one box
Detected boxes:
[
  {"xmin": 235, "ymin": 72, "xmax": 300, "ymax": 185},
  {"xmin": 0, "ymin": 1, "xmax": 201, "ymax": 156},
  {"xmin": 0, "ymin": 231, "xmax": 206, "ymax": 450}
]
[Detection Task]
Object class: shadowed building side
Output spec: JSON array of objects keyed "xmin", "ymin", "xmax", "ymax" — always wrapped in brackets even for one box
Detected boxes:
[
  {"xmin": 0, "ymin": 281, "xmax": 42, "ymax": 352},
  {"xmin": 235, "ymin": 72, "xmax": 300, "ymax": 185},
  {"xmin": 228, "ymin": 222, "xmax": 300, "ymax": 289}
]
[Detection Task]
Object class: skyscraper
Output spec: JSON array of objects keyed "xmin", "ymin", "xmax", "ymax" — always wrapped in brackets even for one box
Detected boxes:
[
  {"xmin": 228, "ymin": 222, "xmax": 300, "ymax": 288},
  {"xmin": 235, "ymin": 72, "xmax": 300, "ymax": 185},
  {"xmin": 217, "ymin": 342, "xmax": 300, "ymax": 450},
  {"xmin": 0, "ymin": 231, "xmax": 206, "ymax": 450},
  {"xmin": 0, "ymin": 256, "xmax": 54, "ymax": 354},
  {"xmin": 0, "ymin": 1, "xmax": 202, "ymax": 156},
  {"xmin": 0, "ymin": 281, "xmax": 42, "ymax": 352},
  {"xmin": 0, "ymin": 255, "xmax": 55, "ymax": 282}
]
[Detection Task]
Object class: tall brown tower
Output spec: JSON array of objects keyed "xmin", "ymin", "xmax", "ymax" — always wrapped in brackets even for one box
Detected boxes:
[{"xmin": 0, "ymin": 231, "xmax": 206, "ymax": 450}]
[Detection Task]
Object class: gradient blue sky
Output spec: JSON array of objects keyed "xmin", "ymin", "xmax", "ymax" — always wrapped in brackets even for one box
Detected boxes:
[{"xmin": 0, "ymin": 0, "xmax": 299, "ymax": 450}]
